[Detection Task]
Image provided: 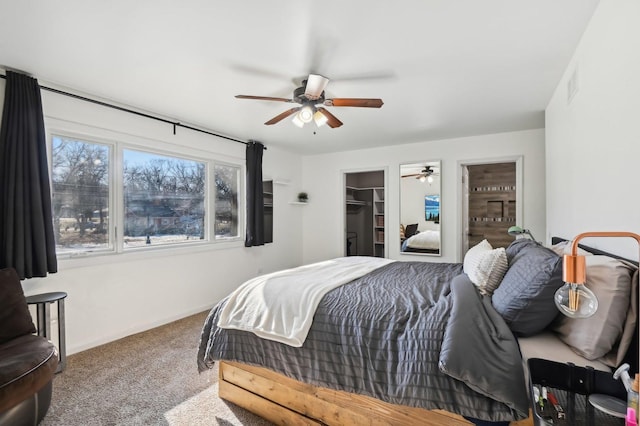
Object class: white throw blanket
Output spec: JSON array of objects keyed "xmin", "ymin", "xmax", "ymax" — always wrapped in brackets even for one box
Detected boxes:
[
  {"xmin": 217, "ymin": 256, "xmax": 395, "ymax": 347},
  {"xmin": 406, "ymin": 230, "xmax": 440, "ymax": 249}
]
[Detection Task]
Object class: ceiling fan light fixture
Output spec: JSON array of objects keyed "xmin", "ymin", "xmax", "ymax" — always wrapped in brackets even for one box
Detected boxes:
[
  {"xmin": 291, "ymin": 114, "xmax": 305, "ymax": 128},
  {"xmin": 427, "ymin": 175, "xmax": 434, "ymax": 183},
  {"xmin": 299, "ymin": 105, "xmax": 314, "ymax": 123},
  {"xmin": 313, "ymin": 110, "xmax": 328, "ymax": 127},
  {"xmin": 235, "ymin": 73, "xmax": 382, "ymax": 129},
  {"xmin": 419, "ymin": 175, "xmax": 426, "ymax": 183}
]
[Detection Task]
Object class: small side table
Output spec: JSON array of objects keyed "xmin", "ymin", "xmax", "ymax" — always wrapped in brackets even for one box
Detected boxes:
[{"xmin": 25, "ymin": 291, "xmax": 68, "ymax": 373}]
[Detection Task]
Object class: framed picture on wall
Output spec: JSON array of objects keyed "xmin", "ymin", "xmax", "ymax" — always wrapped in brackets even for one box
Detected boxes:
[{"xmin": 425, "ymin": 195, "xmax": 440, "ymax": 223}]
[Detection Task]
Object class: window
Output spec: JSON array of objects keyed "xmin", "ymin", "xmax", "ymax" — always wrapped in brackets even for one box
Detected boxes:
[
  {"xmin": 214, "ymin": 163, "xmax": 239, "ymax": 239},
  {"xmin": 51, "ymin": 133, "xmax": 242, "ymax": 256},
  {"xmin": 52, "ymin": 136, "xmax": 111, "ymax": 254},
  {"xmin": 123, "ymin": 149, "xmax": 206, "ymax": 248}
]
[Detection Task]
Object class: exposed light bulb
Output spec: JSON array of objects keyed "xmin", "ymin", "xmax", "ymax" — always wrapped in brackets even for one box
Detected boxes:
[{"xmin": 554, "ymin": 282, "xmax": 598, "ymax": 318}]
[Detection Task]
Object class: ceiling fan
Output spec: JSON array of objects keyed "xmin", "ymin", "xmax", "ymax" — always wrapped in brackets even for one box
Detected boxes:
[
  {"xmin": 402, "ymin": 166, "xmax": 440, "ymax": 183},
  {"xmin": 235, "ymin": 74, "xmax": 384, "ymax": 128}
]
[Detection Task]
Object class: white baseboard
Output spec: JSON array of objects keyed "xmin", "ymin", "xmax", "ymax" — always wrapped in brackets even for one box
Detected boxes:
[{"xmin": 66, "ymin": 303, "xmax": 213, "ymax": 356}]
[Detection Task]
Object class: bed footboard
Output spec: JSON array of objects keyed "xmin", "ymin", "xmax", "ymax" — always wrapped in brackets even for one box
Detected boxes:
[{"xmin": 219, "ymin": 361, "xmax": 516, "ymax": 426}]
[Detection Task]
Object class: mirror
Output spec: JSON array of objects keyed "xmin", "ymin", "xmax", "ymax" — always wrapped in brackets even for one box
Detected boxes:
[{"xmin": 400, "ymin": 161, "xmax": 441, "ymax": 256}]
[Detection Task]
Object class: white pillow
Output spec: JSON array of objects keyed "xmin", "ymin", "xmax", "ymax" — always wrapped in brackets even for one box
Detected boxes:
[
  {"xmin": 463, "ymin": 239, "xmax": 493, "ymax": 274},
  {"xmin": 464, "ymin": 240, "xmax": 509, "ymax": 295}
]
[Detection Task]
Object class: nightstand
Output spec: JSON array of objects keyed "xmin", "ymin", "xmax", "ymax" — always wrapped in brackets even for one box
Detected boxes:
[{"xmin": 25, "ymin": 291, "xmax": 68, "ymax": 373}]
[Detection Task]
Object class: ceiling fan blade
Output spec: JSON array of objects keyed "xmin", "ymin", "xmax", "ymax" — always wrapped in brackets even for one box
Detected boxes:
[
  {"xmin": 264, "ymin": 107, "xmax": 300, "ymax": 125},
  {"xmin": 316, "ymin": 107, "xmax": 343, "ymax": 128},
  {"xmin": 402, "ymin": 173, "xmax": 422, "ymax": 178},
  {"xmin": 325, "ymin": 98, "xmax": 384, "ymax": 108},
  {"xmin": 235, "ymin": 95, "xmax": 293, "ymax": 103},
  {"xmin": 304, "ymin": 74, "xmax": 329, "ymax": 100}
]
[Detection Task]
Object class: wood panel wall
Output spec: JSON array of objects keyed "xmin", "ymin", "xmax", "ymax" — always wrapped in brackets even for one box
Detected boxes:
[{"xmin": 467, "ymin": 162, "xmax": 517, "ymax": 249}]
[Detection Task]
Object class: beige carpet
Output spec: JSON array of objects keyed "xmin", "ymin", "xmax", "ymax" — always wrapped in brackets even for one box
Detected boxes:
[{"xmin": 41, "ymin": 311, "xmax": 273, "ymax": 426}]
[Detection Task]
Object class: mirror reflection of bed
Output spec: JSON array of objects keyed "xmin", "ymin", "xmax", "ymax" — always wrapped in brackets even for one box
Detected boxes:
[{"xmin": 400, "ymin": 161, "xmax": 441, "ymax": 256}]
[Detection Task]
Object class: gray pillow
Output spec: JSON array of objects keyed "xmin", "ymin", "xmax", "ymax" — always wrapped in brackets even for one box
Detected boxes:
[
  {"xmin": 551, "ymin": 255, "xmax": 634, "ymax": 361},
  {"xmin": 492, "ymin": 240, "xmax": 564, "ymax": 336}
]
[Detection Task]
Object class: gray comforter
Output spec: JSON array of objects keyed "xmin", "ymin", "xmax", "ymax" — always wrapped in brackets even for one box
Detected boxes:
[{"xmin": 198, "ymin": 261, "xmax": 529, "ymax": 422}]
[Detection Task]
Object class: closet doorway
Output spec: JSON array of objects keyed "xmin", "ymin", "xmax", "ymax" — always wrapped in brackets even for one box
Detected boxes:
[
  {"xmin": 460, "ymin": 158, "xmax": 522, "ymax": 259},
  {"xmin": 344, "ymin": 170, "xmax": 386, "ymax": 258}
]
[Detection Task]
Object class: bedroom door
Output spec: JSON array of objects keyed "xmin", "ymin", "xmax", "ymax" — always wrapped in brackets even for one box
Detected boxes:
[
  {"xmin": 460, "ymin": 158, "xmax": 522, "ymax": 258},
  {"xmin": 344, "ymin": 170, "xmax": 386, "ymax": 258}
]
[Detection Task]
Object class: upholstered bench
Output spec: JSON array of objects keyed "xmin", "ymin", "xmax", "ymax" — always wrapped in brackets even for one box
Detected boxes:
[{"xmin": 0, "ymin": 268, "xmax": 58, "ymax": 425}]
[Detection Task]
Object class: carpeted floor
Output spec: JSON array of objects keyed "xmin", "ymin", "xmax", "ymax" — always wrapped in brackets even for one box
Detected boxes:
[{"xmin": 41, "ymin": 311, "xmax": 273, "ymax": 425}]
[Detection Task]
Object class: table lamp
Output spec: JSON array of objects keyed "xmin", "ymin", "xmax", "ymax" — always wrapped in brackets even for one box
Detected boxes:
[
  {"xmin": 555, "ymin": 232, "xmax": 640, "ymax": 319},
  {"xmin": 508, "ymin": 226, "xmax": 536, "ymax": 241}
]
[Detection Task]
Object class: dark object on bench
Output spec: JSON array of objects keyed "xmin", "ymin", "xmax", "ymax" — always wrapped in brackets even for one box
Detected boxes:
[
  {"xmin": 529, "ymin": 358, "xmax": 627, "ymax": 426},
  {"xmin": 0, "ymin": 268, "xmax": 58, "ymax": 425}
]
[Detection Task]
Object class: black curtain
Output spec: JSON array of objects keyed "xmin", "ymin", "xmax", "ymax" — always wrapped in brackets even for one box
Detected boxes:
[
  {"xmin": 0, "ymin": 71, "xmax": 57, "ymax": 279},
  {"xmin": 245, "ymin": 141, "xmax": 265, "ymax": 247}
]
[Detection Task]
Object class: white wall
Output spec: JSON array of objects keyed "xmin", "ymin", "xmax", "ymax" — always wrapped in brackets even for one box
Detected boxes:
[
  {"xmin": 301, "ymin": 129, "xmax": 546, "ymax": 264},
  {"xmin": 0, "ymin": 80, "xmax": 304, "ymax": 354},
  {"xmin": 545, "ymin": 0, "xmax": 640, "ymax": 260}
]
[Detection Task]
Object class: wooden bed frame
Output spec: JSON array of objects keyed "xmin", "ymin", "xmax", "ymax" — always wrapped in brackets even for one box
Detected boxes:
[
  {"xmin": 219, "ymin": 361, "xmax": 533, "ymax": 426},
  {"xmin": 214, "ymin": 238, "xmax": 639, "ymax": 425}
]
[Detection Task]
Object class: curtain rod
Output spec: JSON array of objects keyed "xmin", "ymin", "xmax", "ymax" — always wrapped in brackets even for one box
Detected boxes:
[{"xmin": 0, "ymin": 73, "xmax": 266, "ymax": 150}]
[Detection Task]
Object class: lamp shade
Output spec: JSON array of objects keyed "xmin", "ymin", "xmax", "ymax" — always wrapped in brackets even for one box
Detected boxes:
[
  {"xmin": 291, "ymin": 114, "xmax": 304, "ymax": 128},
  {"xmin": 313, "ymin": 110, "xmax": 328, "ymax": 127},
  {"xmin": 507, "ymin": 226, "xmax": 536, "ymax": 241},
  {"xmin": 299, "ymin": 106, "xmax": 314, "ymax": 123}
]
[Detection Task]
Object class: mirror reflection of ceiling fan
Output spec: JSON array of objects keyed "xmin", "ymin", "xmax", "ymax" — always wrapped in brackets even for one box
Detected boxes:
[
  {"xmin": 235, "ymin": 74, "xmax": 384, "ymax": 128},
  {"xmin": 402, "ymin": 165, "xmax": 440, "ymax": 183}
]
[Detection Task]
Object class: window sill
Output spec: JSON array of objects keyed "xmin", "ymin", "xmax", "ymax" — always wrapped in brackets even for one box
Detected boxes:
[{"xmin": 57, "ymin": 238, "xmax": 245, "ymax": 270}]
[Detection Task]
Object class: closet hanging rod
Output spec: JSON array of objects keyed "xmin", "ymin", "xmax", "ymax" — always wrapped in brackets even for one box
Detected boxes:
[{"xmin": 0, "ymin": 73, "xmax": 265, "ymax": 150}]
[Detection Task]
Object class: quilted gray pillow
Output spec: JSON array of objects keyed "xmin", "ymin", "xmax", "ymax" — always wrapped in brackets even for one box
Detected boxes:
[{"xmin": 492, "ymin": 240, "xmax": 564, "ymax": 336}]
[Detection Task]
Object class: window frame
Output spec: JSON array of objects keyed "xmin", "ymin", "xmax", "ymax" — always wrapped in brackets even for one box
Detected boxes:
[
  {"xmin": 48, "ymin": 129, "xmax": 245, "ymax": 259},
  {"xmin": 212, "ymin": 160, "xmax": 242, "ymax": 242},
  {"xmin": 50, "ymin": 134, "xmax": 116, "ymax": 256}
]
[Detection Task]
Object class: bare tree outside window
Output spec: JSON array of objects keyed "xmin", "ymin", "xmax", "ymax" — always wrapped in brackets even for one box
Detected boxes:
[
  {"xmin": 123, "ymin": 150, "xmax": 206, "ymax": 248},
  {"xmin": 214, "ymin": 164, "xmax": 239, "ymax": 239},
  {"xmin": 52, "ymin": 136, "xmax": 110, "ymax": 253}
]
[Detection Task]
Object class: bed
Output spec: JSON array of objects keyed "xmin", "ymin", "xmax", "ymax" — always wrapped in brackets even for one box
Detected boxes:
[
  {"xmin": 401, "ymin": 229, "xmax": 440, "ymax": 254},
  {"xmin": 197, "ymin": 238, "xmax": 639, "ymax": 426}
]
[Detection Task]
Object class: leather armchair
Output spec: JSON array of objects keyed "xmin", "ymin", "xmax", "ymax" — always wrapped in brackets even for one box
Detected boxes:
[{"xmin": 0, "ymin": 268, "xmax": 58, "ymax": 425}]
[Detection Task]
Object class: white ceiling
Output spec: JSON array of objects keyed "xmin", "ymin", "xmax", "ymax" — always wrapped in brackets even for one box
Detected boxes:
[{"xmin": 0, "ymin": 1, "xmax": 599, "ymax": 155}]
